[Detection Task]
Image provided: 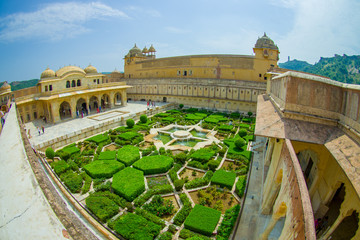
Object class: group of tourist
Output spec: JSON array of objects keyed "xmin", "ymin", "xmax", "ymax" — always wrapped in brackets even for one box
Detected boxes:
[{"xmin": 147, "ymin": 100, "xmax": 156, "ymax": 110}]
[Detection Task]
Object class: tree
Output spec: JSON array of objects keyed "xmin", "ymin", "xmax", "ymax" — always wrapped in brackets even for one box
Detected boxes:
[
  {"xmin": 235, "ymin": 138, "xmax": 246, "ymax": 149},
  {"xmin": 179, "ymin": 104, "xmax": 184, "ymax": 109},
  {"xmin": 238, "ymin": 128, "xmax": 247, "ymax": 138},
  {"xmin": 140, "ymin": 114, "xmax": 147, "ymax": 123},
  {"xmin": 248, "ymin": 112, "xmax": 253, "ymax": 117},
  {"xmin": 45, "ymin": 147, "xmax": 55, "ymax": 159},
  {"xmin": 126, "ymin": 119, "xmax": 135, "ymax": 128}
]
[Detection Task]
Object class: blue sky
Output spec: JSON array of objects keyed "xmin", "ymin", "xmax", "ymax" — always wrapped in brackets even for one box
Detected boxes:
[{"xmin": 0, "ymin": 0, "xmax": 359, "ymax": 82}]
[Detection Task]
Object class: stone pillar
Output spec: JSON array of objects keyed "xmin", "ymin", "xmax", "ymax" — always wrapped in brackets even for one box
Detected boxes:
[
  {"xmin": 108, "ymin": 92, "xmax": 115, "ymax": 109},
  {"xmin": 262, "ymin": 169, "xmax": 283, "ymax": 214},
  {"xmin": 320, "ymin": 208, "xmax": 353, "ymax": 240},
  {"xmin": 51, "ymin": 102, "xmax": 60, "ymax": 123},
  {"xmin": 260, "ymin": 202, "xmax": 287, "ymax": 240},
  {"xmin": 121, "ymin": 90, "xmax": 127, "ymax": 106},
  {"xmin": 264, "ymin": 139, "xmax": 275, "ymax": 167}
]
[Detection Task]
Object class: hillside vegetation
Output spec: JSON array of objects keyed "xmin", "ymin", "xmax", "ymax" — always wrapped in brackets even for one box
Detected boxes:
[
  {"xmin": 0, "ymin": 79, "xmax": 38, "ymax": 91},
  {"xmin": 279, "ymin": 54, "xmax": 360, "ymax": 84}
]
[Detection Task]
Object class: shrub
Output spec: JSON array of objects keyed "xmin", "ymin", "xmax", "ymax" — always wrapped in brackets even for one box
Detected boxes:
[
  {"xmin": 218, "ymin": 125, "xmax": 233, "ymax": 131},
  {"xmin": 211, "ymin": 169, "xmax": 236, "ymax": 189},
  {"xmin": 86, "ymin": 134, "xmax": 109, "ymax": 144},
  {"xmin": 235, "ymin": 138, "xmax": 246, "ymax": 149},
  {"xmin": 85, "ymin": 196, "xmax": 119, "ymax": 222},
  {"xmin": 173, "ymin": 152, "xmax": 188, "ymax": 164},
  {"xmin": 45, "ymin": 147, "xmax": 55, "ymax": 159},
  {"xmin": 83, "ymin": 160, "xmax": 124, "ymax": 178},
  {"xmin": 89, "ymin": 190, "xmax": 127, "ymax": 208},
  {"xmin": 238, "ymin": 128, "xmax": 248, "ymax": 138},
  {"xmin": 162, "ymin": 117, "xmax": 176, "ymax": 123},
  {"xmin": 185, "ymin": 171, "xmax": 213, "ymax": 189},
  {"xmin": 62, "ymin": 144, "xmax": 80, "ymax": 155},
  {"xmin": 133, "ymin": 155, "xmax": 174, "ymax": 175},
  {"xmin": 159, "ymin": 232, "xmax": 173, "ymax": 240},
  {"xmin": 117, "ymin": 145, "xmax": 140, "ymax": 166},
  {"xmin": 217, "ymin": 204, "xmax": 241, "ymax": 239},
  {"xmin": 187, "ymin": 160, "xmax": 207, "ymax": 170},
  {"xmin": 98, "ymin": 151, "xmax": 117, "ymax": 160},
  {"xmin": 95, "ymin": 181, "xmax": 111, "ymax": 192},
  {"xmin": 143, "ymin": 195, "xmax": 174, "ymax": 217},
  {"xmin": 81, "ymin": 172, "xmax": 92, "ymax": 194},
  {"xmin": 184, "ymin": 204, "xmax": 221, "ymax": 236},
  {"xmin": 60, "ymin": 171, "xmax": 83, "ymax": 193},
  {"xmin": 112, "ymin": 213, "xmax": 161, "ymax": 240},
  {"xmin": 118, "ymin": 131, "xmax": 140, "ymax": 141},
  {"xmin": 134, "ymin": 185, "xmax": 173, "ymax": 207},
  {"xmin": 236, "ymin": 175, "xmax": 247, "ymax": 197},
  {"xmin": 208, "ymin": 160, "xmax": 220, "ymax": 171},
  {"xmin": 179, "ymin": 229, "xmax": 211, "ymax": 240},
  {"xmin": 174, "ymin": 179, "xmax": 185, "ymax": 191},
  {"xmin": 247, "ymin": 112, "xmax": 253, "ymax": 117},
  {"xmin": 191, "ymin": 149, "xmax": 215, "ymax": 163},
  {"xmin": 173, "ymin": 193, "xmax": 193, "ymax": 226},
  {"xmin": 140, "ymin": 114, "xmax": 148, "ymax": 123},
  {"xmin": 50, "ymin": 160, "xmax": 70, "ymax": 175},
  {"xmin": 169, "ymin": 163, "xmax": 182, "ymax": 182},
  {"xmin": 135, "ymin": 208, "xmax": 166, "ymax": 228},
  {"xmin": 126, "ymin": 118, "xmax": 135, "ymax": 128},
  {"xmin": 179, "ymin": 104, "xmax": 184, "ymax": 109},
  {"xmin": 61, "ymin": 151, "xmax": 71, "ymax": 161},
  {"xmin": 112, "ymin": 167, "xmax": 145, "ymax": 201},
  {"xmin": 168, "ymin": 225, "xmax": 177, "ymax": 234}
]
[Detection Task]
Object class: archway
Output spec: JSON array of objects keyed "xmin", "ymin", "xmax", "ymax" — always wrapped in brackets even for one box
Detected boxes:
[
  {"xmin": 76, "ymin": 98, "xmax": 87, "ymax": 115},
  {"xmin": 297, "ymin": 149, "xmax": 318, "ymax": 188},
  {"xmin": 59, "ymin": 101, "xmax": 72, "ymax": 120},
  {"xmin": 89, "ymin": 96, "xmax": 98, "ymax": 112},
  {"xmin": 163, "ymin": 97, "xmax": 167, "ymax": 102},
  {"xmin": 330, "ymin": 210, "xmax": 359, "ymax": 239},
  {"xmin": 114, "ymin": 92, "xmax": 122, "ymax": 106},
  {"xmin": 101, "ymin": 94, "xmax": 110, "ymax": 109}
]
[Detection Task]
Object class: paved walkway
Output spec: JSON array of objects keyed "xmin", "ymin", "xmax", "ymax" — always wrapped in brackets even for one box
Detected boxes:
[
  {"xmin": 25, "ymin": 101, "xmax": 168, "ymax": 147},
  {"xmin": 234, "ymin": 136, "xmax": 284, "ymax": 240},
  {"xmin": 0, "ymin": 105, "xmax": 69, "ymax": 240}
]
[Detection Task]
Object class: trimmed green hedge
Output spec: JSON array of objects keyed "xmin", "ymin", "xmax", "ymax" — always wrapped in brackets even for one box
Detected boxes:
[
  {"xmin": 191, "ymin": 149, "xmax": 215, "ymax": 163},
  {"xmin": 83, "ymin": 160, "xmax": 124, "ymax": 178},
  {"xmin": 216, "ymin": 204, "xmax": 241, "ymax": 240},
  {"xmin": 135, "ymin": 208, "xmax": 166, "ymax": 228},
  {"xmin": 60, "ymin": 171, "xmax": 83, "ymax": 193},
  {"xmin": 173, "ymin": 193, "xmax": 192, "ymax": 226},
  {"xmin": 85, "ymin": 196, "xmax": 119, "ymax": 222},
  {"xmin": 218, "ymin": 124, "xmax": 233, "ymax": 131},
  {"xmin": 133, "ymin": 184, "xmax": 173, "ymax": 207},
  {"xmin": 184, "ymin": 204, "xmax": 221, "ymax": 236},
  {"xmin": 112, "ymin": 167, "xmax": 145, "ymax": 201},
  {"xmin": 162, "ymin": 117, "xmax": 176, "ymax": 123},
  {"xmin": 155, "ymin": 113, "xmax": 170, "ymax": 117},
  {"xmin": 118, "ymin": 131, "xmax": 140, "ymax": 141},
  {"xmin": 86, "ymin": 134, "xmax": 109, "ymax": 144},
  {"xmin": 89, "ymin": 191, "xmax": 127, "ymax": 208},
  {"xmin": 98, "ymin": 151, "xmax": 117, "ymax": 160},
  {"xmin": 50, "ymin": 160, "xmax": 70, "ymax": 175},
  {"xmin": 211, "ymin": 169, "xmax": 237, "ymax": 189},
  {"xmin": 236, "ymin": 175, "xmax": 247, "ymax": 198},
  {"xmin": 111, "ymin": 213, "xmax": 161, "ymax": 240},
  {"xmin": 179, "ymin": 229, "xmax": 212, "ymax": 240},
  {"xmin": 62, "ymin": 144, "xmax": 80, "ymax": 155},
  {"xmin": 133, "ymin": 155, "xmax": 174, "ymax": 175},
  {"xmin": 117, "ymin": 145, "xmax": 140, "ymax": 166}
]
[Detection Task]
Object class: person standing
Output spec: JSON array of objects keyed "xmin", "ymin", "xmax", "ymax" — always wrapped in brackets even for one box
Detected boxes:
[
  {"xmin": 37, "ymin": 127, "xmax": 41, "ymax": 135},
  {"xmin": 28, "ymin": 129, "xmax": 31, "ymax": 139},
  {"xmin": 41, "ymin": 125, "xmax": 45, "ymax": 134}
]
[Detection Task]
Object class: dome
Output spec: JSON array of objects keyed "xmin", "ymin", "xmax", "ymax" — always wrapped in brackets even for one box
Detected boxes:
[
  {"xmin": 148, "ymin": 44, "xmax": 156, "ymax": 53},
  {"xmin": 255, "ymin": 33, "xmax": 279, "ymax": 51},
  {"xmin": 84, "ymin": 64, "xmax": 98, "ymax": 74},
  {"xmin": 142, "ymin": 46, "xmax": 148, "ymax": 54},
  {"xmin": 128, "ymin": 44, "xmax": 143, "ymax": 57},
  {"xmin": 0, "ymin": 81, "xmax": 11, "ymax": 90},
  {"xmin": 40, "ymin": 67, "xmax": 55, "ymax": 79},
  {"xmin": 55, "ymin": 66, "xmax": 86, "ymax": 78}
]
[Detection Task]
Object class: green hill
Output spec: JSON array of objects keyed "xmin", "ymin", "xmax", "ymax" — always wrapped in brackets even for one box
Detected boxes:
[
  {"xmin": 279, "ymin": 55, "xmax": 360, "ymax": 84},
  {"xmin": 0, "ymin": 79, "xmax": 39, "ymax": 91}
]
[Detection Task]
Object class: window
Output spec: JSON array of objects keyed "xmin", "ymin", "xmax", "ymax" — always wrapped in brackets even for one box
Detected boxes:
[
  {"xmin": 97, "ymin": 79, "xmax": 99, "ymax": 84},
  {"xmin": 183, "ymin": 70, "xmax": 187, "ymax": 76},
  {"xmin": 72, "ymin": 80, "xmax": 75, "ymax": 87},
  {"xmin": 66, "ymin": 81, "xmax": 70, "ymax": 88},
  {"xmin": 27, "ymin": 114, "xmax": 30, "ymax": 121},
  {"xmin": 177, "ymin": 70, "xmax": 181, "ymax": 76},
  {"xmin": 33, "ymin": 112, "xmax": 37, "ymax": 119},
  {"xmin": 232, "ymin": 72, "xmax": 235, "ymax": 75},
  {"xmin": 77, "ymin": 79, "xmax": 81, "ymax": 86},
  {"xmin": 49, "ymin": 85, "xmax": 53, "ymax": 91},
  {"xmin": 259, "ymin": 74, "xmax": 262, "ymax": 77},
  {"xmin": 45, "ymin": 86, "xmax": 48, "ymax": 92},
  {"xmin": 94, "ymin": 79, "xmax": 96, "ymax": 83},
  {"xmin": 264, "ymin": 76, "xmax": 267, "ymax": 80},
  {"xmin": 189, "ymin": 70, "xmax": 192, "ymax": 76}
]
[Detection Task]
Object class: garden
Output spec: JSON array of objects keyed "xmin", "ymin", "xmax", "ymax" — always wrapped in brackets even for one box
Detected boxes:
[{"xmin": 44, "ymin": 106, "xmax": 256, "ymax": 240}]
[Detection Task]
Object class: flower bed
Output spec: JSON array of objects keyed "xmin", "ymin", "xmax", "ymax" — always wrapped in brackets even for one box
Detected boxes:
[
  {"xmin": 85, "ymin": 195, "xmax": 120, "ymax": 222},
  {"xmin": 133, "ymin": 155, "xmax": 174, "ymax": 175},
  {"xmin": 184, "ymin": 204, "xmax": 221, "ymax": 236}
]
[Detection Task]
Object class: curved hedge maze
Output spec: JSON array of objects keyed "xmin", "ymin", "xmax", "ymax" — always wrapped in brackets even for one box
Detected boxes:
[{"xmin": 46, "ymin": 107, "xmax": 256, "ymax": 240}]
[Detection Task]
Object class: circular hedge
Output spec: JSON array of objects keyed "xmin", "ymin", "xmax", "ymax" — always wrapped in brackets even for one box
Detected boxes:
[
  {"xmin": 238, "ymin": 129, "xmax": 247, "ymax": 138},
  {"xmin": 140, "ymin": 114, "xmax": 147, "ymax": 123},
  {"xmin": 235, "ymin": 138, "xmax": 246, "ymax": 149},
  {"xmin": 126, "ymin": 119, "xmax": 135, "ymax": 128},
  {"xmin": 45, "ymin": 147, "xmax": 55, "ymax": 159}
]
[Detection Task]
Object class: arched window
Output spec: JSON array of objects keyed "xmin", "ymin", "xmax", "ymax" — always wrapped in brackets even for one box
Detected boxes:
[
  {"xmin": 77, "ymin": 79, "xmax": 81, "ymax": 86},
  {"xmin": 72, "ymin": 80, "xmax": 75, "ymax": 87},
  {"xmin": 66, "ymin": 81, "xmax": 70, "ymax": 88}
]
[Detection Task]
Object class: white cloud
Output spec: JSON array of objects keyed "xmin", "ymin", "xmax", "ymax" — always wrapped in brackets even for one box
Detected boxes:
[
  {"xmin": 126, "ymin": 6, "xmax": 161, "ymax": 18},
  {"xmin": 0, "ymin": 2, "xmax": 128, "ymax": 41},
  {"xmin": 276, "ymin": 0, "xmax": 360, "ymax": 63}
]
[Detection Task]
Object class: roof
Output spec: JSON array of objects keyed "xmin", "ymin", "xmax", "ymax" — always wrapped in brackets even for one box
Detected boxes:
[
  {"xmin": 254, "ymin": 33, "xmax": 279, "ymax": 51},
  {"xmin": 255, "ymin": 94, "xmax": 360, "ymax": 197},
  {"xmin": 55, "ymin": 66, "xmax": 86, "ymax": 78}
]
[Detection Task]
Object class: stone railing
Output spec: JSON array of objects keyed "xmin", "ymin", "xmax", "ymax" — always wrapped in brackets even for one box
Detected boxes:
[{"xmin": 35, "ymin": 103, "xmax": 176, "ymax": 151}]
